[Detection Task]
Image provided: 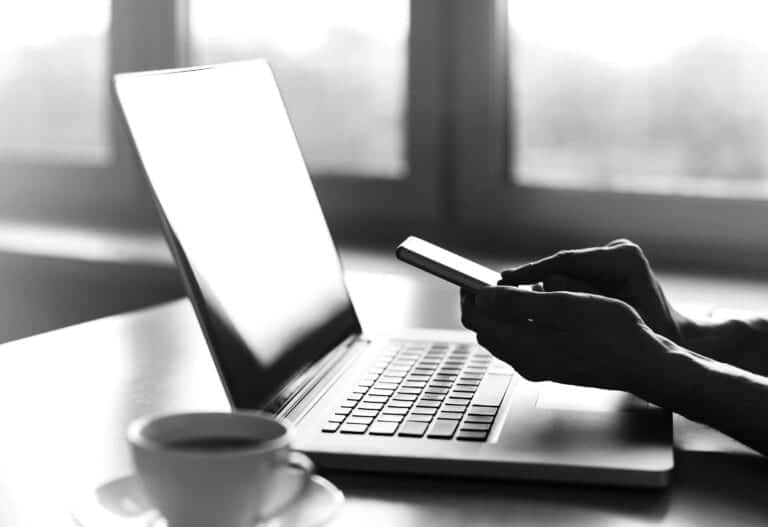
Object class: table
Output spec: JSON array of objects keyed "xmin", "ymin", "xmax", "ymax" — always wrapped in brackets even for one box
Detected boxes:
[{"xmin": 0, "ymin": 262, "xmax": 767, "ymax": 526}]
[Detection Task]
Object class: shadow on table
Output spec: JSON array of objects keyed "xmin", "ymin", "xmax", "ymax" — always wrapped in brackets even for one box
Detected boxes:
[{"xmin": 323, "ymin": 449, "xmax": 768, "ymax": 524}]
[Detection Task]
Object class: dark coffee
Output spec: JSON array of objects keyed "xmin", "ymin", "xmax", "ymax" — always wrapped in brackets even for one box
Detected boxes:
[{"xmin": 165, "ymin": 437, "xmax": 266, "ymax": 451}]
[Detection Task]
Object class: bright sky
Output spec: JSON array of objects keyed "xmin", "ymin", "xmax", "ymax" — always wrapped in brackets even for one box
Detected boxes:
[
  {"xmin": 509, "ymin": 0, "xmax": 768, "ymax": 68},
  {"xmin": 3, "ymin": 0, "xmax": 767, "ymax": 67},
  {"xmin": 0, "ymin": 0, "xmax": 109, "ymax": 48},
  {"xmin": 192, "ymin": 0, "xmax": 409, "ymax": 54}
]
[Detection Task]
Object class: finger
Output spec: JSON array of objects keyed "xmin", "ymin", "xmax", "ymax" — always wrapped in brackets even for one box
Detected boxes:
[
  {"xmin": 543, "ymin": 274, "xmax": 601, "ymax": 295},
  {"xmin": 500, "ymin": 246, "xmax": 618, "ymax": 286},
  {"xmin": 474, "ymin": 286, "xmax": 587, "ymax": 327},
  {"xmin": 472, "ymin": 319, "xmax": 562, "ymax": 381}
]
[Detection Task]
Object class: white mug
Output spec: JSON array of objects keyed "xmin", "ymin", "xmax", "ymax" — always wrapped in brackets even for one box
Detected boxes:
[{"xmin": 127, "ymin": 411, "xmax": 314, "ymax": 527}]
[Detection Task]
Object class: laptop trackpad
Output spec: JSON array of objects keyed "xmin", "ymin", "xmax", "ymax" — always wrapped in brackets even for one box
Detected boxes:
[{"xmin": 536, "ymin": 382, "xmax": 651, "ymax": 412}]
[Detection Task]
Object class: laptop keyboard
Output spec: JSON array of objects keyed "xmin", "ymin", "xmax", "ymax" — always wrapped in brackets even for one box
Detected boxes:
[{"xmin": 321, "ymin": 340, "xmax": 510, "ymax": 441}]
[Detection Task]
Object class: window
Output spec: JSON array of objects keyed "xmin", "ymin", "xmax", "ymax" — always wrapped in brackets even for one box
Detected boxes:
[
  {"xmin": 0, "ymin": 1, "xmax": 176, "ymax": 229},
  {"xmin": 0, "ymin": 1, "xmax": 111, "ymax": 163},
  {"xmin": 451, "ymin": 0, "xmax": 768, "ymax": 268},
  {"xmin": 4, "ymin": 1, "xmax": 764, "ymax": 270},
  {"xmin": 183, "ymin": 1, "xmax": 443, "ymax": 231},
  {"xmin": 189, "ymin": 0, "xmax": 409, "ymax": 178},
  {"xmin": 509, "ymin": 0, "xmax": 768, "ymax": 197}
]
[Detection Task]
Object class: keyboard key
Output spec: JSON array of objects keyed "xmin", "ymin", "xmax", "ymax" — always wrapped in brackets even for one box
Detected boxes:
[
  {"xmin": 456, "ymin": 379, "xmax": 481, "ymax": 387},
  {"xmin": 348, "ymin": 393, "xmax": 363, "ymax": 401},
  {"xmin": 346, "ymin": 416, "xmax": 374, "ymax": 425},
  {"xmin": 461, "ymin": 422, "xmax": 491, "ymax": 431},
  {"xmin": 408, "ymin": 374, "xmax": 431, "ymax": 380},
  {"xmin": 456, "ymin": 430, "xmax": 488, "ymax": 441},
  {"xmin": 393, "ymin": 393, "xmax": 418, "ymax": 401},
  {"xmin": 407, "ymin": 414, "xmax": 433, "ymax": 422},
  {"xmin": 468, "ymin": 405, "xmax": 498, "ymax": 416},
  {"xmin": 382, "ymin": 407, "xmax": 409, "ymax": 415},
  {"xmin": 363, "ymin": 395, "xmax": 389, "ymax": 403},
  {"xmin": 351, "ymin": 409, "xmax": 379, "ymax": 418},
  {"xmin": 429, "ymin": 381, "xmax": 453, "ymax": 388},
  {"xmin": 453, "ymin": 385, "xmax": 477, "ymax": 393},
  {"xmin": 434, "ymin": 375, "xmax": 457, "ymax": 381},
  {"xmin": 424, "ymin": 387, "xmax": 449, "ymax": 395},
  {"xmin": 460, "ymin": 373, "xmax": 484, "ymax": 380},
  {"xmin": 328, "ymin": 414, "xmax": 346, "ymax": 423},
  {"xmin": 388, "ymin": 400, "xmax": 413, "ymax": 408},
  {"xmin": 427, "ymin": 419, "xmax": 459, "ymax": 439},
  {"xmin": 340, "ymin": 423, "xmax": 369, "ymax": 434},
  {"xmin": 369, "ymin": 388, "xmax": 394, "ymax": 396},
  {"xmin": 377, "ymin": 414, "xmax": 404, "ymax": 423},
  {"xmin": 335, "ymin": 407, "xmax": 352, "ymax": 415},
  {"xmin": 411, "ymin": 406, "xmax": 437, "ymax": 415},
  {"xmin": 358, "ymin": 380, "xmax": 375, "ymax": 387},
  {"xmin": 339, "ymin": 400, "xmax": 357, "ymax": 408},
  {"xmin": 403, "ymin": 381, "xmax": 426, "ymax": 388},
  {"xmin": 416, "ymin": 400, "xmax": 441, "ymax": 407},
  {"xmin": 374, "ymin": 382, "xmax": 399, "ymax": 390},
  {"xmin": 358, "ymin": 402, "xmax": 384, "ymax": 411},
  {"xmin": 398, "ymin": 387, "xmax": 422, "ymax": 394},
  {"xmin": 369, "ymin": 421, "xmax": 400, "ymax": 435},
  {"xmin": 322, "ymin": 422, "xmax": 340, "ymax": 432},
  {"xmin": 464, "ymin": 414, "xmax": 494, "ymax": 423},
  {"xmin": 420, "ymin": 393, "xmax": 444, "ymax": 401},
  {"xmin": 398, "ymin": 421, "xmax": 429, "ymax": 437},
  {"xmin": 437, "ymin": 411, "xmax": 464, "ymax": 420},
  {"xmin": 447, "ymin": 393, "xmax": 473, "ymax": 400},
  {"xmin": 472, "ymin": 374, "xmax": 511, "ymax": 406}
]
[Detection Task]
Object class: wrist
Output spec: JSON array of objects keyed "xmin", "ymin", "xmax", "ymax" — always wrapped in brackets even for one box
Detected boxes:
[{"xmin": 622, "ymin": 324, "xmax": 679, "ymax": 397}]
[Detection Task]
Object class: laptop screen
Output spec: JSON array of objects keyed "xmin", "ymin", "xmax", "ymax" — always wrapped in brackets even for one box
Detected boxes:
[{"xmin": 115, "ymin": 61, "xmax": 361, "ymax": 409}]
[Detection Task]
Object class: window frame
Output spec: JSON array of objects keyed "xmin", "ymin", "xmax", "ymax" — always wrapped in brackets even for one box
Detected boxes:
[{"xmin": 451, "ymin": 0, "xmax": 768, "ymax": 271}]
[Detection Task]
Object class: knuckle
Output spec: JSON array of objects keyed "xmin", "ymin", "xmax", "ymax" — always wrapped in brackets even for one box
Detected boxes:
[
  {"xmin": 612, "ymin": 241, "xmax": 647, "ymax": 267},
  {"xmin": 606, "ymin": 298, "xmax": 640, "ymax": 323},
  {"xmin": 609, "ymin": 237, "xmax": 634, "ymax": 247}
]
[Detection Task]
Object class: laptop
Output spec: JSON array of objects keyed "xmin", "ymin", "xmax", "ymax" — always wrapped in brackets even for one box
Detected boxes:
[{"xmin": 114, "ymin": 60, "xmax": 673, "ymax": 487}]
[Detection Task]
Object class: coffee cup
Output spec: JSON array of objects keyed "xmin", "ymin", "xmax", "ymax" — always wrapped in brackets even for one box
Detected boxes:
[{"xmin": 127, "ymin": 411, "xmax": 314, "ymax": 527}]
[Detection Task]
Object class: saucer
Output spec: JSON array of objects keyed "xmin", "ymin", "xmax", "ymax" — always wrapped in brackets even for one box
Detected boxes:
[{"xmin": 71, "ymin": 473, "xmax": 344, "ymax": 527}]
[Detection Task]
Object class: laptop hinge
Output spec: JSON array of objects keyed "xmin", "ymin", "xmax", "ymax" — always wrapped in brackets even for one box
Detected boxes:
[{"xmin": 266, "ymin": 335, "xmax": 369, "ymax": 420}]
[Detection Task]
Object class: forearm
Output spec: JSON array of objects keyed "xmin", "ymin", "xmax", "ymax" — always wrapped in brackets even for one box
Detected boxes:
[
  {"xmin": 678, "ymin": 316, "xmax": 768, "ymax": 376},
  {"xmin": 632, "ymin": 336, "xmax": 768, "ymax": 455}
]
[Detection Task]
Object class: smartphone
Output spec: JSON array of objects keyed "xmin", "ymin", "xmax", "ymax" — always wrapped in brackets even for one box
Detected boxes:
[{"xmin": 395, "ymin": 236, "xmax": 501, "ymax": 291}]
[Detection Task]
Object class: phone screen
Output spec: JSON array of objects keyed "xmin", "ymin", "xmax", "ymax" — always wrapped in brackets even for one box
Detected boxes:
[{"xmin": 396, "ymin": 236, "xmax": 501, "ymax": 290}]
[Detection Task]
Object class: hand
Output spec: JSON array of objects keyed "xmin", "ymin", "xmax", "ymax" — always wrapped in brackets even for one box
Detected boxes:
[
  {"xmin": 461, "ymin": 286, "xmax": 669, "ymax": 391},
  {"xmin": 500, "ymin": 239, "xmax": 688, "ymax": 344}
]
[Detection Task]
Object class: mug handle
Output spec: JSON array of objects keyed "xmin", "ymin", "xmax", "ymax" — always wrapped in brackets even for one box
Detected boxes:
[{"xmin": 253, "ymin": 451, "xmax": 316, "ymax": 523}]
